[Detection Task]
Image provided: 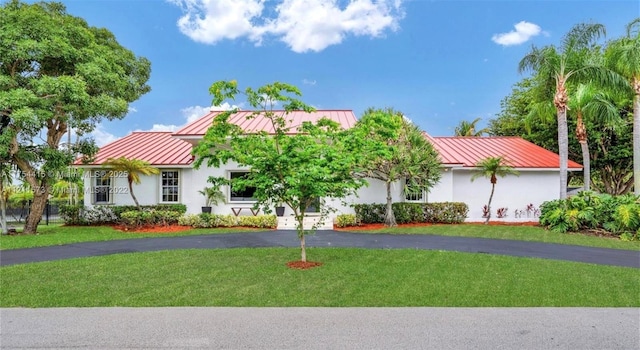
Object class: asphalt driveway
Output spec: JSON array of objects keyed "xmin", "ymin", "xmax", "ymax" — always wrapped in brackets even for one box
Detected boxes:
[{"xmin": 1, "ymin": 230, "xmax": 638, "ymax": 267}]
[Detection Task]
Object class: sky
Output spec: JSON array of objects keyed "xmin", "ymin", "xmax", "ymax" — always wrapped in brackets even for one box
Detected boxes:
[{"xmin": 49, "ymin": 0, "xmax": 640, "ymax": 144}]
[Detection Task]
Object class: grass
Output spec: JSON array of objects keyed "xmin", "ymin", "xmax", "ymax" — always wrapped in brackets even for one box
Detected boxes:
[
  {"xmin": 344, "ymin": 224, "xmax": 640, "ymax": 250},
  {"xmin": 0, "ymin": 225, "xmax": 264, "ymax": 250},
  {"xmin": 1, "ymin": 248, "xmax": 638, "ymax": 307}
]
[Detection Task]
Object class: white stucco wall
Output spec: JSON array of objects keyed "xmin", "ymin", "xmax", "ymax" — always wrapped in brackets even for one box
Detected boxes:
[
  {"xmin": 80, "ymin": 164, "xmax": 560, "ymax": 223},
  {"xmin": 452, "ymin": 169, "xmax": 559, "ymax": 221}
]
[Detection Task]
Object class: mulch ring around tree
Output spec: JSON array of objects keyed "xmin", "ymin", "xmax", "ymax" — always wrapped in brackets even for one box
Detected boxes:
[{"xmin": 286, "ymin": 261, "xmax": 323, "ymax": 270}]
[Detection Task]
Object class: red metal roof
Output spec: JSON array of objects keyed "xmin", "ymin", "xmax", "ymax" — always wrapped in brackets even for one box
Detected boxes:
[
  {"xmin": 429, "ymin": 136, "xmax": 582, "ymax": 169},
  {"xmin": 75, "ymin": 132, "xmax": 193, "ymax": 166},
  {"xmin": 174, "ymin": 110, "xmax": 357, "ymax": 136}
]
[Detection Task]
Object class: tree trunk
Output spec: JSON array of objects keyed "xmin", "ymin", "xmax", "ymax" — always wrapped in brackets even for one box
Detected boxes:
[
  {"xmin": 295, "ymin": 208, "xmax": 307, "ymax": 262},
  {"xmin": 633, "ymin": 87, "xmax": 639, "ymax": 196},
  {"xmin": 576, "ymin": 112, "xmax": 590, "ymax": 192},
  {"xmin": 384, "ymin": 180, "xmax": 396, "ymax": 227},
  {"xmin": 300, "ymin": 233, "xmax": 306, "ymax": 263},
  {"xmin": 554, "ymin": 77, "xmax": 569, "ymax": 200},
  {"xmin": 128, "ymin": 180, "xmax": 140, "ymax": 207},
  {"xmin": 485, "ymin": 183, "xmax": 495, "ymax": 225},
  {"xmin": 580, "ymin": 141, "xmax": 590, "ymax": 192},
  {"xmin": 24, "ymin": 189, "xmax": 47, "ymax": 234}
]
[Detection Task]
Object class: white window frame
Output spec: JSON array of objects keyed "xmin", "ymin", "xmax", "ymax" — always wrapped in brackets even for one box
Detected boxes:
[
  {"xmin": 159, "ymin": 170, "xmax": 180, "ymax": 203},
  {"xmin": 228, "ymin": 170, "xmax": 257, "ymax": 203},
  {"xmin": 92, "ymin": 170, "xmax": 113, "ymax": 205},
  {"xmin": 404, "ymin": 178, "xmax": 426, "ymax": 203}
]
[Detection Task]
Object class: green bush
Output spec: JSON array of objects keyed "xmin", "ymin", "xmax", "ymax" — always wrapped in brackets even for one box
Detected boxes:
[
  {"xmin": 353, "ymin": 204, "xmax": 386, "ymax": 223},
  {"xmin": 539, "ymin": 192, "xmax": 640, "ymax": 236},
  {"xmin": 353, "ymin": 202, "xmax": 468, "ymax": 224},
  {"xmin": 392, "ymin": 203, "xmax": 425, "ymax": 224},
  {"xmin": 424, "ymin": 202, "xmax": 468, "ymax": 224},
  {"xmin": 111, "ymin": 204, "xmax": 187, "ymax": 218},
  {"xmin": 59, "ymin": 204, "xmax": 86, "ymax": 225},
  {"xmin": 120, "ymin": 210, "xmax": 182, "ymax": 228},
  {"xmin": 178, "ymin": 214, "xmax": 276, "ymax": 229},
  {"xmin": 335, "ymin": 214, "xmax": 359, "ymax": 228}
]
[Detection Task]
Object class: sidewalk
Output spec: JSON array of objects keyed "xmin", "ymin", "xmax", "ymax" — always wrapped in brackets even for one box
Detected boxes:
[{"xmin": 1, "ymin": 307, "xmax": 638, "ymax": 349}]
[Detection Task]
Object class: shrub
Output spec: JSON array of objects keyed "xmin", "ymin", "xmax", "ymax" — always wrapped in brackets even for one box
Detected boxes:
[
  {"xmin": 335, "ymin": 214, "xmax": 359, "ymax": 228},
  {"xmin": 424, "ymin": 202, "xmax": 468, "ymax": 224},
  {"xmin": 353, "ymin": 202, "xmax": 468, "ymax": 225},
  {"xmin": 84, "ymin": 206, "xmax": 118, "ymax": 225},
  {"xmin": 119, "ymin": 210, "xmax": 182, "ymax": 228},
  {"xmin": 178, "ymin": 214, "xmax": 276, "ymax": 229},
  {"xmin": 353, "ymin": 204, "xmax": 386, "ymax": 224},
  {"xmin": 391, "ymin": 203, "xmax": 424, "ymax": 224},
  {"xmin": 59, "ymin": 204, "xmax": 86, "ymax": 225},
  {"xmin": 539, "ymin": 192, "xmax": 640, "ymax": 236}
]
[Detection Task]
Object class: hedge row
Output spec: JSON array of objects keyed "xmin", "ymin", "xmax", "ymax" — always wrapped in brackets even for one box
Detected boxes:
[
  {"xmin": 59, "ymin": 204, "xmax": 187, "ymax": 226},
  {"xmin": 353, "ymin": 202, "xmax": 468, "ymax": 225},
  {"xmin": 178, "ymin": 213, "xmax": 277, "ymax": 229}
]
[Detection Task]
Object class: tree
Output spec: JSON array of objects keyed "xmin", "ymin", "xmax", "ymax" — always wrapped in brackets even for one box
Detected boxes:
[
  {"xmin": 350, "ymin": 108, "xmax": 441, "ymax": 227},
  {"xmin": 606, "ymin": 18, "xmax": 640, "ymax": 195},
  {"xmin": 454, "ymin": 117, "xmax": 489, "ymax": 136},
  {"xmin": 102, "ymin": 157, "xmax": 159, "ymax": 208},
  {"xmin": 490, "ymin": 77, "xmax": 634, "ymax": 195},
  {"xmin": 193, "ymin": 81, "xmax": 365, "ymax": 263},
  {"xmin": 568, "ymin": 83, "xmax": 620, "ymax": 191},
  {"xmin": 518, "ymin": 22, "xmax": 624, "ymax": 199},
  {"xmin": 471, "ymin": 156, "xmax": 519, "ymax": 224},
  {"xmin": 0, "ymin": 1, "xmax": 151, "ymax": 234}
]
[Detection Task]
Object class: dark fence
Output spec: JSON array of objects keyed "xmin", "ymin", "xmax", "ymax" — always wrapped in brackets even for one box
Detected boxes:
[{"xmin": 5, "ymin": 201, "xmax": 63, "ymax": 226}]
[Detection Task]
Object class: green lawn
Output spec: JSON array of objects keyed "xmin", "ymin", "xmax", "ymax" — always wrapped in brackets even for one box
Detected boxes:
[
  {"xmin": 0, "ymin": 225, "xmax": 264, "ymax": 250},
  {"xmin": 1, "ymin": 248, "xmax": 638, "ymax": 307},
  {"xmin": 344, "ymin": 224, "xmax": 640, "ymax": 250}
]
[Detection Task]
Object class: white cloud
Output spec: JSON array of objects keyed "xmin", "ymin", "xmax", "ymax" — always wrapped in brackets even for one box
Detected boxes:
[
  {"xmin": 169, "ymin": 0, "xmax": 405, "ymax": 53},
  {"xmin": 492, "ymin": 21, "xmax": 542, "ymax": 46},
  {"xmin": 90, "ymin": 124, "xmax": 119, "ymax": 147},
  {"xmin": 302, "ymin": 79, "xmax": 317, "ymax": 85},
  {"xmin": 128, "ymin": 106, "xmax": 138, "ymax": 113}
]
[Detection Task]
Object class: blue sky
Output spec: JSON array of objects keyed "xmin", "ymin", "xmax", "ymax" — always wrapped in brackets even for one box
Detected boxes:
[{"xmin": 55, "ymin": 0, "xmax": 639, "ymax": 144}]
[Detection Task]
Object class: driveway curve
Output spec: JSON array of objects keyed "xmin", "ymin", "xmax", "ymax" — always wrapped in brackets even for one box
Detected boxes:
[{"xmin": 1, "ymin": 230, "xmax": 638, "ymax": 268}]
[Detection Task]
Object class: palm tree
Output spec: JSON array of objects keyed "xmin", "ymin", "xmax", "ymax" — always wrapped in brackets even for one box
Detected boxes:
[
  {"xmin": 471, "ymin": 156, "xmax": 519, "ymax": 224},
  {"xmin": 606, "ymin": 18, "xmax": 640, "ymax": 195},
  {"xmin": 102, "ymin": 157, "xmax": 159, "ymax": 208},
  {"xmin": 454, "ymin": 117, "xmax": 489, "ymax": 136},
  {"xmin": 518, "ymin": 22, "xmax": 624, "ymax": 199},
  {"xmin": 568, "ymin": 83, "xmax": 620, "ymax": 192}
]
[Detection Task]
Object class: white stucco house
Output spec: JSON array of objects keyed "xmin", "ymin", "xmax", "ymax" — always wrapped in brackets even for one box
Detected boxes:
[{"xmin": 74, "ymin": 109, "xmax": 581, "ymax": 227}]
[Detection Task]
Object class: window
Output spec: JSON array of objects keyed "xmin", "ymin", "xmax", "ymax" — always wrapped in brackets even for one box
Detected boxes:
[
  {"xmin": 305, "ymin": 197, "xmax": 321, "ymax": 213},
  {"xmin": 93, "ymin": 170, "xmax": 112, "ymax": 204},
  {"xmin": 161, "ymin": 170, "xmax": 179, "ymax": 203},
  {"xmin": 404, "ymin": 178, "xmax": 425, "ymax": 202},
  {"xmin": 229, "ymin": 171, "xmax": 256, "ymax": 202}
]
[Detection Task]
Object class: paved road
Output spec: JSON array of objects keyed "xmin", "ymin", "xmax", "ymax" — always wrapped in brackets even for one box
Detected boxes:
[
  {"xmin": 1, "ymin": 230, "xmax": 639, "ymax": 267},
  {"xmin": 1, "ymin": 307, "xmax": 638, "ymax": 349}
]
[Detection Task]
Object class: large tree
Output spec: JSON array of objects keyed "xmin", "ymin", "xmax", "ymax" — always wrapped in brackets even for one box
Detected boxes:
[
  {"xmin": 471, "ymin": 156, "xmax": 519, "ymax": 224},
  {"xmin": 606, "ymin": 18, "xmax": 640, "ymax": 195},
  {"xmin": 102, "ymin": 157, "xmax": 159, "ymax": 208},
  {"xmin": 193, "ymin": 81, "xmax": 365, "ymax": 263},
  {"xmin": 350, "ymin": 108, "xmax": 441, "ymax": 227},
  {"xmin": 490, "ymin": 77, "xmax": 634, "ymax": 195},
  {"xmin": 518, "ymin": 22, "xmax": 623, "ymax": 199},
  {"xmin": 0, "ymin": 0, "xmax": 151, "ymax": 233}
]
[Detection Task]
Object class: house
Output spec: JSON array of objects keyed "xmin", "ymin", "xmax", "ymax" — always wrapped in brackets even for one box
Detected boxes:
[{"xmin": 74, "ymin": 110, "xmax": 581, "ymax": 226}]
